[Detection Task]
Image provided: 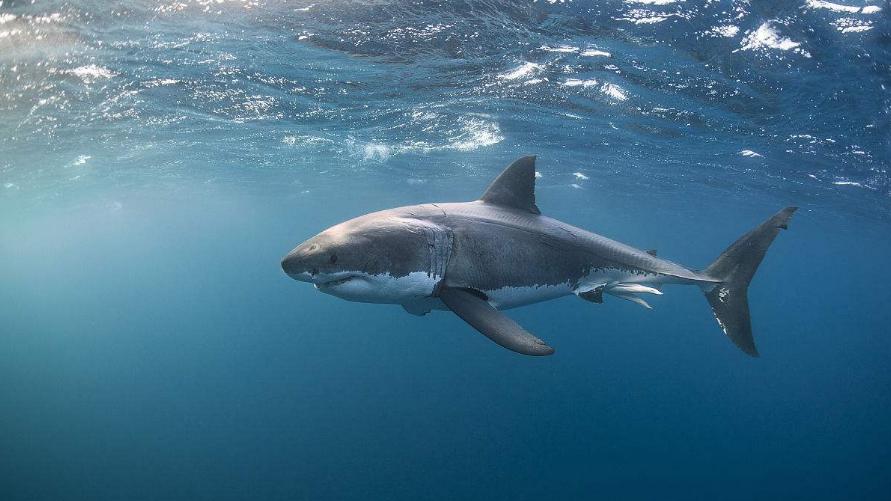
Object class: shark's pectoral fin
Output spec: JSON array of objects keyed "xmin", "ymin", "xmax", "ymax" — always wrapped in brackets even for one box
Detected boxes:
[{"xmin": 438, "ymin": 286, "xmax": 555, "ymax": 356}]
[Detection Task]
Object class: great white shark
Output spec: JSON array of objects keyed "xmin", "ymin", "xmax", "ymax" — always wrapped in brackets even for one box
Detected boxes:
[{"xmin": 282, "ymin": 156, "xmax": 796, "ymax": 356}]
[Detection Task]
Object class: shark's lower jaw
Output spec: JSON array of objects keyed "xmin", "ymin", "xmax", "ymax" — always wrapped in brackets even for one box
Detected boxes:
[
  {"xmin": 324, "ymin": 276, "xmax": 354, "ymax": 287},
  {"xmin": 315, "ymin": 273, "xmax": 379, "ymax": 301},
  {"xmin": 310, "ymin": 270, "xmax": 439, "ymax": 305},
  {"xmin": 314, "ymin": 273, "xmax": 361, "ymax": 290},
  {"xmin": 286, "ymin": 271, "xmax": 314, "ymax": 283}
]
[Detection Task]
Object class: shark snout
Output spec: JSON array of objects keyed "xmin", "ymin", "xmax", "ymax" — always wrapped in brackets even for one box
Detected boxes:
[{"xmin": 281, "ymin": 249, "xmax": 316, "ymax": 282}]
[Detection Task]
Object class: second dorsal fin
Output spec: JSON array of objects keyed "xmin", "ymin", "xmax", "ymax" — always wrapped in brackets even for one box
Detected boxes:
[{"xmin": 479, "ymin": 156, "xmax": 541, "ymax": 215}]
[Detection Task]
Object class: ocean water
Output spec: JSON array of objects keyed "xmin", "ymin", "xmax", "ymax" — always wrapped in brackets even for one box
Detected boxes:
[{"xmin": 1, "ymin": 0, "xmax": 890, "ymax": 499}]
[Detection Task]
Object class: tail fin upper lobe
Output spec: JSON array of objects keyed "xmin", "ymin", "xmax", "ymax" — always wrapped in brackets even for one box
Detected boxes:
[{"xmin": 702, "ymin": 207, "xmax": 797, "ymax": 356}]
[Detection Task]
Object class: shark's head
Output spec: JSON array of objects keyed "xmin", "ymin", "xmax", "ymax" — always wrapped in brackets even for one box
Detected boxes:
[{"xmin": 281, "ymin": 211, "xmax": 444, "ymax": 304}]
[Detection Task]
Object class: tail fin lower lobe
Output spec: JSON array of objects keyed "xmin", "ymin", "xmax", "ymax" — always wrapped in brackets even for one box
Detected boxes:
[{"xmin": 703, "ymin": 207, "xmax": 797, "ymax": 356}]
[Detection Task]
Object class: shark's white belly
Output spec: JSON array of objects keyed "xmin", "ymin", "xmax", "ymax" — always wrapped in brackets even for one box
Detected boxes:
[
  {"xmin": 482, "ymin": 283, "xmax": 574, "ymax": 309},
  {"xmin": 316, "ymin": 270, "xmax": 439, "ymax": 304},
  {"xmin": 319, "ymin": 267, "xmax": 674, "ymax": 314},
  {"xmin": 484, "ymin": 269, "xmax": 673, "ymax": 310}
]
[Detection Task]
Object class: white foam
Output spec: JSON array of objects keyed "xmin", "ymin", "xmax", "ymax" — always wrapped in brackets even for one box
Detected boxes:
[
  {"xmin": 600, "ymin": 83, "xmax": 628, "ymax": 101},
  {"xmin": 146, "ymin": 78, "xmax": 180, "ymax": 87},
  {"xmin": 633, "ymin": 16, "xmax": 669, "ymax": 24},
  {"xmin": 739, "ymin": 149, "xmax": 763, "ymax": 158},
  {"xmin": 573, "ymin": 172, "xmax": 589, "ymax": 180},
  {"xmin": 806, "ymin": 0, "xmax": 860, "ymax": 13},
  {"xmin": 346, "ymin": 118, "xmax": 503, "ymax": 159},
  {"xmin": 282, "ymin": 135, "xmax": 332, "ymax": 147},
  {"xmin": 625, "ymin": 0, "xmax": 676, "ymax": 4},
  {"xmin": 708, "ymin": 25, "xmax": 740, "ymax": 38},
  {"xmin": 68, "ymin": 64, "xmax": 116, "ymax": 82},
  {"xmin": 839, "ymin": 23, "xmax": 873, "ymax": 33},
  {"xmin": 805, "ymin": 0, "xmax": 881, "ymax": 14},
  {"xmin": 739, "ymin": 22, "xmax": 810, "ymax": 57},
  {"xmin": 833, "ymin": 17, "xmax": 874, "ymax": 33},
  {"xmin": 498, "ymin": 62, "xmax": 544, "ymax": 80},
  {"xmin": 362, "ymin": 143, "xmax": 392, "ymax": 161},
  {"xmin": 580, "ymin": 49, "xmax": 611, "ymax": 57},
  {"xmin": 618, "ymin": 12, "xmax": 671, "ymax": 24},
  {"xmin": 29, "ymin": 13, "xmax": 63, "ymax": 24},
  {"xmin": 539, "ymin": 44, "xmax": 579, "ymax": 53},
  {"xmin": 741, "ymin": 23, "xmax": 800, "ymax": 51},
  {"xmin": 73, "ymin": 154, "xmax": 91, "ymax": 166},
  {"xmin": 450, "ymin": 119, "xmax": 503, "ymax": 151},
  {"xmin": 833, "ymin": 180, "xmax": 875, "ymax": 190},
  {"xmin": 563, "ymin": 78, "xmax": 598, "ymax": 87},
  {"xmin": 0, "ymin": 13, "xmax": 16, "ymax": 24}
]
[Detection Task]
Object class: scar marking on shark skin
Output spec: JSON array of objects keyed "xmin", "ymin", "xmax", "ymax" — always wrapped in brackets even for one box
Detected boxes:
[
  {"xmin": 430, "ymin": 203, "xmax": 447, "ymax": 218},
  {"xmin": 471, "ymin": 219, "xmax": 576, "ymax": 252},
  {"xmin": 557, "ymin": 226, "xmax": 579, "ymax": 240},
  {"xmin": 714, "ymin": 314, "xmax": 729, "ymax": 336},
  {"xmin": 718, "ymin": 287, "xmax": 730, "ymax": 303}
]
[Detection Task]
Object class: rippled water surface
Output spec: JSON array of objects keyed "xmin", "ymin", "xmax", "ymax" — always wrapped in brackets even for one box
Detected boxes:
[{"xmin": 2, "ymin": 1, "xmax": 890, "ymax": 499}]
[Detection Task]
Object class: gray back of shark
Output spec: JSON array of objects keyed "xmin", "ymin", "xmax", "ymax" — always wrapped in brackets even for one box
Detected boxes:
[{"xmin": 282, "ymin": 156, "xmax": 796, "ymax": 357}]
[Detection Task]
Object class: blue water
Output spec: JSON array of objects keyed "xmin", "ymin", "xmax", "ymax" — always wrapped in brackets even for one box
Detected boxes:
[{"xmin": 2, "ymin": 0, "xmax": 890, "ymax": 499}]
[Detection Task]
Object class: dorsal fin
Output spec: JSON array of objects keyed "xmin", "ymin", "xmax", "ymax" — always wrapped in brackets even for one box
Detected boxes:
[{"xmin": 479, "ymin": 156, "xmax": 540, "ymax": 214}]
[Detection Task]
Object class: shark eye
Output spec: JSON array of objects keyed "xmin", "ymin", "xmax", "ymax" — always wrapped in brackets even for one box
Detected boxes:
[{"xmin": 329, "ymin": 254, "xmax": 338, "ymax": 264}]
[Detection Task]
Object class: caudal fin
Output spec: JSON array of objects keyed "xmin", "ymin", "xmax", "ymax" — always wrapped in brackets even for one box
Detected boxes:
[{"xmin": 702, "ymin": 207, "xmax": 797, "ymax": 356}]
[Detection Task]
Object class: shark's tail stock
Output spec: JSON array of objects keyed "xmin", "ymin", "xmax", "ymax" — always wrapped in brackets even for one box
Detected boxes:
[{"xmin": 701, "ymin": 207, "xmax": 798, "ymax": 357}]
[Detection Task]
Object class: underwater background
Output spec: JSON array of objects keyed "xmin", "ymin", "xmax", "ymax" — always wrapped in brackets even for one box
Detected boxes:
[{"xmin": 1, "ymin": 0, "xmax": 890, "ymax": 499}]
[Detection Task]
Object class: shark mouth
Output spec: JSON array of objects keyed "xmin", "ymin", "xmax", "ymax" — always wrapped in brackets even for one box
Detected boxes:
[{"xmin": 314, "ymin": 273, "xmax": 362, "ymax": 289}]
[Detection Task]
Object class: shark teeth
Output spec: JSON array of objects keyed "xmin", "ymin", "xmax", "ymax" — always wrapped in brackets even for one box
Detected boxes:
[{"xmin": 314, "ymin": 273, "xmax": 360, "ymax": 288}]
